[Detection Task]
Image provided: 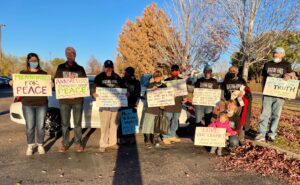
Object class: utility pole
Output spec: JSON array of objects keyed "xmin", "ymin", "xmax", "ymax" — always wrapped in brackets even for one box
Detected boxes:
[{"xmin": 0, "ymin": 24, "xmax": 6, "ymax": 75}]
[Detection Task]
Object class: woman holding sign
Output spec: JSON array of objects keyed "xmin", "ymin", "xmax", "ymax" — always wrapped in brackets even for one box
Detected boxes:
[
  {"xmin": 93, "ymin": 60, "xmax": 125, "ymax": 153},
  {"xmin": 9, "ymin": 53, "xmax": 48, "ymax": 156},
  {"xmin": 142, "ymin": 70, "xmax": 167, "ymax": 148}
]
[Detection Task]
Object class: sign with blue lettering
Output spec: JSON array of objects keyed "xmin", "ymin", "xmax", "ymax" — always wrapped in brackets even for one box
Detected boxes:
[{"xmin": 263, "ymin": 77, "xmax": 299, "ymax": 99}]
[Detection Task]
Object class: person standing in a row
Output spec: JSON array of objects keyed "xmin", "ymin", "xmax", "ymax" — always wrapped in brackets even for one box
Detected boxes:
[
  {"xmin": 10, "ymin": 53, "xmax": 48, "ymax": 155},
  {"xmin": 142, "ymin": 71, "xmax": 167, "ymax": 148},
  {"xmin": 255, "ymin": 47, "xmax": 294, "ymax": 142},
  {"xmin": 55, "ymin": 47, "xmax": 87, "ymax": 153},
  {"xmin": 194, "ymin": 65, "xmax": 219, "ymax": 126},
  {"xmin": 162, "ymin": 64, "xmax": 184, "ymax": 145},
  {"xmin": 93, "ymin": 60, "xmax": 124, "ymax": 153},
  {"xmin": 120, "ymin": 67, "xmax": 141, "ymax": 144}
]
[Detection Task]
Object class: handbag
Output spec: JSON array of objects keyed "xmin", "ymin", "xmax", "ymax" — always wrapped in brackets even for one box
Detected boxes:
[{"xmin": 154, "ymin": 110, "xmax": 170, "ymax": 134}]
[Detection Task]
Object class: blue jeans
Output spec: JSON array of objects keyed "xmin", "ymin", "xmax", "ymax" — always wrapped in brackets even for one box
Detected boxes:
[
  {"xmin": 22, "ymin": 105, "xmax": 47, "ymax": 144},
  {"xmin": 60, "ymin": 103, "xmax": 83, "ymax": 146},
  {"xmin": 258, "ymin": 96, "xmax": 285, "ymax": 138},
  {"xmin": 163, "ymin": 112, "xmax": 181, "ymax": 138},
  {"xmin": 228, "ymin": 135, "xmax": 239, "ymax": 148},
  {"xmin": 195, "ymin": 105, "xmax": 213, "ymax": 123}
]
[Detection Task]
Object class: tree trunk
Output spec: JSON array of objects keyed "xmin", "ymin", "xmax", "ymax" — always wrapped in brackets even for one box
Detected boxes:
[{"xmin": 242, "ymin": 62, "xmax": 250, "ymax": 81}]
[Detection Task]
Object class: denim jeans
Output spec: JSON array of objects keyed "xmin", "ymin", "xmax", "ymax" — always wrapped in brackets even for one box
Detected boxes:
[
  {"xmin": 195, "ymin": 105, "xmax": 213, "ymax": 123},
  {"xmin": 22, "ymin": 105, "xmax": 47, "ymax": 144},
  {"xmin": 163, "ymin": 112, "xmax": 181, "ymax": 138},
  {"xmin": 258, "ymin": 96, "xmax": 285, "ymax": 138},
  {"xmin": 60, "ymin": 103, "xmax": 83, "ymax": 146},
  {"xmin": 228, "ymin": 135, "xmax": 239, "ymax": 148}
]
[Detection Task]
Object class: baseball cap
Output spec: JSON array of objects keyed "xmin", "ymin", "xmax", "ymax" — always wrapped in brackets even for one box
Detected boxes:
[
  {"xmin": 104, "ymin": 60, "xmax": 114, "ymax": 68},
  {"xmin": 273, "ymin": 47, "xmax": 285, "ymax": 54}
]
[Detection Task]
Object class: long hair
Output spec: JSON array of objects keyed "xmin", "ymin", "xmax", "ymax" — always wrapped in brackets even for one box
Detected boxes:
[{"xmin": 26, "ymin": 53, "xmax": 41, "ymax": 70}]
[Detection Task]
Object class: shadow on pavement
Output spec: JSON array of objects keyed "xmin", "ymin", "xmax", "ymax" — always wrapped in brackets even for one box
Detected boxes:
[
  {"xmin": 0, "ymin": 110, "xmax": 9, "ymax": 116},
  {"xmin": 82, "ymin": 128, "xmax": 96, "ymax": 148},
  {"xmin": 112, "ymin": 136, "xmax": 143, "ymax": 185}
]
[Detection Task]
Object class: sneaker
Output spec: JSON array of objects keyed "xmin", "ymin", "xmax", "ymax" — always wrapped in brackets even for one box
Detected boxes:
[
  {"xmin": 170, "ymin": 137, "xmax": 181, "ymax": 143},
  {"xmin": 99, "ymin": 147, "xmax": 106, "ymax": 153},
  {"xmin": 108, "ymin": 145, "xmax": 119, "ymax": 150},
  {"xmin": 255, "ymin": 134, "xmax": 266, "ymax": 142},
  {"xmin": 26, "ymin": 144, "xmax": 34, "ymax": 156},
  {"xmin": 37, "ymin": 144, "xmax": 45, "ymax": 155},
  {"xmin": 58, "ymin": 145, "xmax": 69, "ymax": 153},
  {"xmin": 163, "ymin": 138, "xmax": 172, "ymax": 145},
  {"xmin": 145, "ymin": 142, "xmax": 152, "ymax": 149},
  {"xmin": 74, "ymin": 144, "xmax": 84, "ymax": 152},
  {"xmin": 267, "ymin": 136, "xmax": 275, "ymax": 142}
]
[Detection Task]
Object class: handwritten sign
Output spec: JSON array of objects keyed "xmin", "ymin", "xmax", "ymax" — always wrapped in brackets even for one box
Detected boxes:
[
  {"xmin": 147, "ymin": 88, "xmax": 175, "ymax": 107},
  {"xmin": 263, "ymin": 77, "xmax": 299, "ymax": 99},
  {"xmin": 55, "ymin": 78, "xmax": 90, "ymax": 99},
  {"xmin": 164, "ymin": 79, "xmax": 188, "ymax": 97},
  {"xmin": 194, "ymin": 127, "xmax": 226, "ymax": 147},
  {"xmin": 193, "ymin": 88, "xmax": 221, "ymax": 106},
  {"xmin": 13, "ymin": 74, "xmax": 52, "ymax": 97},
  {"xmin": 96, "ymin": 87, "xmax": 128, "ymax": 107},
  {"xmin": 121, "ymin": 109, "xmax": 139, "ymax": 135}
]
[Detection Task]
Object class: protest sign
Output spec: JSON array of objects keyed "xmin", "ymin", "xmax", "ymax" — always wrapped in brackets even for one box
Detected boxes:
[
  {"xmin": 96, "ymin": 87, "xmax": 128, "ymax": 107},
  {"xmin": 263, "ymin": 77, "xmax": 299, "ymax": 99},
  {"xmin": 147, "ymin": 88, "xmax": 175, "ymax": 107},
  {"xmin": 192, "ymin": 88, "xmax": 222, "ymax": 106},
  {"xmin": 194, "ymin": 127, "xmax": 226, "ymax": 147},
  {"xmin": 121, "ymin": 109, "xmax": 139, "ymax": 135},
  {"xmin": 55, "ymin": 78, "xmax": 90, "ymax": 99},
  {"xmin": 13, "ymin": 74, "xmax": 52, "ymax": 97},
  {"xmin": 164, "ymin": 79, "xmax": 188, "ymax": 97}
]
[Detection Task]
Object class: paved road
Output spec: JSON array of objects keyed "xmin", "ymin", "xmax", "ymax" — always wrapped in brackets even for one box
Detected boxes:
[{"xmin": 0, "ymin": 86, "xmax": 288, "ymax": 185}]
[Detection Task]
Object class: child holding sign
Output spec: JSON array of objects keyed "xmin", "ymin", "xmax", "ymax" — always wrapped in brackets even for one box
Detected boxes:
[{"xmin": 208, "ymin": 112, "xmax": 237, "ymax": 156}]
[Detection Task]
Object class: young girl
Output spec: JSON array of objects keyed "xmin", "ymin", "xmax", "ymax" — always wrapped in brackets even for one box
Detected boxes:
[{"xmin": 208, "ymin": 112, "xmax": 237, "ymax": 156}]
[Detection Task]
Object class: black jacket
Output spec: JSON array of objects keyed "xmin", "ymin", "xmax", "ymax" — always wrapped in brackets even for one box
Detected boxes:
[
  {"xmin": 123, "ymin": 76, "xmax": 141, "ymax": 108},
  {"xmin": 54, "ymin": 62, "xmax": 87, "ymax": 104}
]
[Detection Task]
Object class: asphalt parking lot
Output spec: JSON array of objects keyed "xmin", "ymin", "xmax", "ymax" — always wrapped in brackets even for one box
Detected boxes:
[{"xmin": 0, "ymin": 86, "xmax": 287, "ymax": 185}]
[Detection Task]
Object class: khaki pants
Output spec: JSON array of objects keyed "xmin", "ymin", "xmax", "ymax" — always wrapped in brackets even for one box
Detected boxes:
[{"xmin": 99, "ymin": 110, "xmax": 119, "ymax": 148}]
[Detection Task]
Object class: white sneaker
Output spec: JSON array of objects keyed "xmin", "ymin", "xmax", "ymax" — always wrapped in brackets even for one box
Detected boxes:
[
  {"xmin": 26, "ymin": 144, "xmax": 34, "ymax": 156},
  {"xmin": 37, "ymin": 144, "xmax": 45, "ymax": 155}
]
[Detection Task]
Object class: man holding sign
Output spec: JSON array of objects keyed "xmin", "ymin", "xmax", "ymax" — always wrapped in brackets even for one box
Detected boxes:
[
  {"xmin": 194, "ymin": 65, "xmax": 219, "ymax": 126},
  {"xmin": 54, "ymin": 47, "xmax": 87, "ymax": 153},
  {"xmin": 93, "ymin": 60, "xmax": 125, "ymax": 153},
  {"xmin": 163, "ymin": 64, "xmax": 186, "ymax": 145},
  {"xmin": 256, "ymin": 47, "xmax": 296, "ymax": 142}
]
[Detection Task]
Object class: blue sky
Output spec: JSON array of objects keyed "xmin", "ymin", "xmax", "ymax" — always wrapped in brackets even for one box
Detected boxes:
[{"xmin": 0, "ymin": 0, "xmax": 165, "ymax": 67}]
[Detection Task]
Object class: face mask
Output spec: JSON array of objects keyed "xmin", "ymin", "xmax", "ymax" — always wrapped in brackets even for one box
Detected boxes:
[
  {"xmin": 29, "ymin": 62, "xmax": 38, "ymax": 69},
  {"xmin": 228, "ymin": 73, "xmax": 236, "ymax": 79},
  {"xmin": 171, "ymin": 71, "xmax": 179, "ymax": 77},
  {"xmin": 273, "ymin": 58, "xmax": 282, "ymax": 63}
]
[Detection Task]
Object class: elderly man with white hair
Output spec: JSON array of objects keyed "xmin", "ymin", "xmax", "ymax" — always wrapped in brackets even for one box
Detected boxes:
[{"xmin": 255, "ymin": 47, "xmax": 295, "ymax": 142}]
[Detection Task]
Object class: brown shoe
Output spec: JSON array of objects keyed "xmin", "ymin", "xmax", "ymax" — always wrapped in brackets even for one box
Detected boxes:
[
  {"xmin": 170, "ymin": 137, "xmax": 181, "ymax": 143},
  {"xmin": 99, "ymin": 147, "xmax": 106, "ymax": 153},
  {"xmin": 163, "ymin": 138, "xmax": 172, "ymax": 145},
  {"xmin": 58, "ymin": 145, "xmax": 69, "ymax": 153},
  {"xmin": 74, "ymin": 144, "xmax": 84, "ymax": 152},
  {"xmin": 108, "ymin": 145, "xmax": 119, "ymax": 150}
]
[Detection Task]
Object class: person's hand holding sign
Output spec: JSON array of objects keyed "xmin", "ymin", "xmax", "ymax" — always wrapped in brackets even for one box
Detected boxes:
[
  {"xmin": 92, "ymin": 92, "xmax": 99, "ymax": 99},
  {"xmin": 9, "ymin": 80, "xmax": 13, "ymax": 86}
]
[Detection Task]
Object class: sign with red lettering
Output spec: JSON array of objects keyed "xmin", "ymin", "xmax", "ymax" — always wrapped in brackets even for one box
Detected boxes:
[
  {"xmin": 194, "ymin": 127, "xmax": 226, "ymax": 147},
  {"xmin": 13, "ymin": 74, "xmax": 52, "ymax": 97}
]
